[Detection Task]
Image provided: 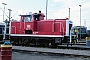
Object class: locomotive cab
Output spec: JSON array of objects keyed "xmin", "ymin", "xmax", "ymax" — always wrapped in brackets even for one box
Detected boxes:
[
  {"xmin": 20, "ymin": 12, "xmax": 45, "ymax": 22},
  {"xmin": 19, "ymin": 12, "xmax": 45, "ymax": 34},
  {"xmin": 20, "ymin": 15, "xmax": 32, "ymax": 22}
]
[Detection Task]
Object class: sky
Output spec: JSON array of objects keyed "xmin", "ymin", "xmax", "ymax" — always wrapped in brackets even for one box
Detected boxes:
[{"xmin": 0, "ymin": 0, "xmax": 90, "ymax": 29}]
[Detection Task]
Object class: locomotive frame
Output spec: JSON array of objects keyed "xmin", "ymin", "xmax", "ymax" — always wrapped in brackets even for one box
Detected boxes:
[{"xmin": 9, "ymin": 13, "xmax": 73, "ymax": 47}]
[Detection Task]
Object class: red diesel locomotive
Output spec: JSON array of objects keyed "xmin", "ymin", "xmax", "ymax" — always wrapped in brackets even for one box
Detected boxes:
[{"xmin": 10, "ymin": 12, "xmax": 73, "ymax": 47}]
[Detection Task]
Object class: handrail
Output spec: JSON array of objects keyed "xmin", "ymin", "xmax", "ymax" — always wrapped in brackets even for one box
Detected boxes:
[
  {"xmin": 0, "ymin": 27, "xmax": 4, "ymax": 34},
  {"xmin": 52, "ymin": 22, "xmax": 64, "ymax": 35},
  {"xmin": 20, "ymin": 21, "xmax": 22, "ymax": 29},
  {"xmin": 11, "ymin": 26, "xmax": 16, "ymax": 34}
]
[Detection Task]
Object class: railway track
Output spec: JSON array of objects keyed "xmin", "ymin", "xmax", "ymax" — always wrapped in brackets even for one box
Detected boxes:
[{"xmin": 13, "ymin": 42, "xmax": 90, "ymax": 50}]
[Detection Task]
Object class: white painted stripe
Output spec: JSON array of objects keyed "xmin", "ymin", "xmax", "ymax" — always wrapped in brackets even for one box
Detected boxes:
[
  {"xmin": 66, "ymin": 20, "xmax": 69, "ymax": 36},
  {"xmin": 66, "ymin": 20, "xmax": 73, "ymax": 36},
  {"xmin": 10, "ymin": 34, "xmax": 64, "ymax": 37}
]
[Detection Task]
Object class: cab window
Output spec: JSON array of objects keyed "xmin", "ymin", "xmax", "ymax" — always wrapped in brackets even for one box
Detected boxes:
[
  {"xmin": 25, "ymin": 16, "xmax": 32, "ymax": 22},
  {"xmin": 21, "ymin": 15, "xmax": 32, "ymax": 22}
]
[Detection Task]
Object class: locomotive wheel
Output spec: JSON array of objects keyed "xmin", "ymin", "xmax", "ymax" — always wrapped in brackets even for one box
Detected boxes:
[
  {"xmin": 48, "ymin": 42, "xmax": 52, "ymax": 48},
  {"xmin": 48, "ymin": 42, "xmax": 57, "ymax": 48}
]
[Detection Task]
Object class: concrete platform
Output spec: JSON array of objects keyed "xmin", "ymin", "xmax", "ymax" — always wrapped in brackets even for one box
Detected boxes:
[{"xmin": 12, "ymin": 46, "xmax": 90, "ymax": 57}]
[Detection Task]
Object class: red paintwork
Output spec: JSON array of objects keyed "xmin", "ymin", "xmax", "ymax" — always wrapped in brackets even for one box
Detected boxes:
[{"xmin": 11, "ymin": 13, "xmax": 69, "ymax": 36}]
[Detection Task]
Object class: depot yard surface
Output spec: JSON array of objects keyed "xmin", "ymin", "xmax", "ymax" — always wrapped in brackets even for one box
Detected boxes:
[
  {"xmin": 0, "ymin": 41, "xmax": 90, "ymax": 60},
  {"xmin": 12, "ymin": 51, "xmax": 90, "ymax": 60},
  {"xmin": 12, "ymin": 46, "xmax": 90, "ymax": 57}
]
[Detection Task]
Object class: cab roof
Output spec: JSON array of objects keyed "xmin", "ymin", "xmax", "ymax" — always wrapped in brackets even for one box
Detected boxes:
[{"xmin": 19, "ymin": 15, "xmax": 31, "ymax": 17}]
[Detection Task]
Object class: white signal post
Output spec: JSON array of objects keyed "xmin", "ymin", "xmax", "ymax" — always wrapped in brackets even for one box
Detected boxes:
[{"xmin": 2, "ymin": 3, "xmax": 7, "ymax": 41}]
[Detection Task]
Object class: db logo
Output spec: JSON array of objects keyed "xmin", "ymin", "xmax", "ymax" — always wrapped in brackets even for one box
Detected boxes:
[{"xmin": 26, "ymin": 25, "xmax": 31, "ymax": 30}]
